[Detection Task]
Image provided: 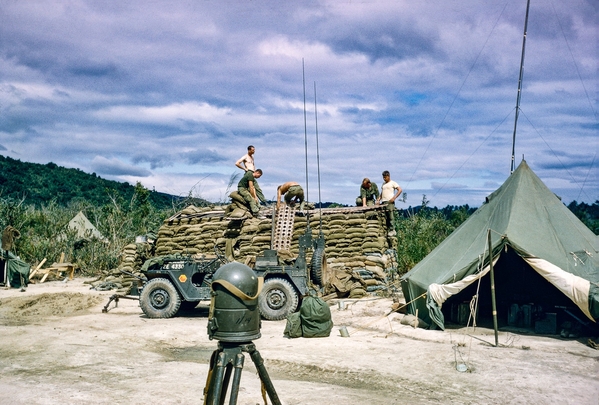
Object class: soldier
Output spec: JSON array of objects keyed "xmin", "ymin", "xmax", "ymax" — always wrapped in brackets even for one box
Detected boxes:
[
  {"xmin": 355, "ymin": 178, "xmax": 379, "ymax": 206},
  {"xmin": 276, "ymin": 182, "xmax": 304, "ymax": 210},
  {"xmin": 376, "ymin": 170, "xmax": 402, "ymax": 235},
  {"xmin": 238, "ymin": 168, "xmax": 266, "ymax": 218},
  {"xmin": 235, "ymin": 145, "xmax": 256, "ymax": 172},
  {"xmin": 376, "ymin": 170, "xmax": 402, "ymax": 206}
]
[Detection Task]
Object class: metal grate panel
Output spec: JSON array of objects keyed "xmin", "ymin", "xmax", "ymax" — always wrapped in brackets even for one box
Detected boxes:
[{"xmin": 272, "ymin": 205, "xmax": 296, "ymax": 251}]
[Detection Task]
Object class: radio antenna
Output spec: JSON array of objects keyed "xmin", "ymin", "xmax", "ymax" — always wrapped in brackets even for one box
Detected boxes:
[
  {"xmin": 314, "ymin": 81, "xmax": 323, "ymax": 231},
  {"xmin": 302, "ymin": 59, "xmax": 309, "ymax": 202},
  {"xmin": 510, "ymin": 0, "xmax": 531, "ymax": 174}
]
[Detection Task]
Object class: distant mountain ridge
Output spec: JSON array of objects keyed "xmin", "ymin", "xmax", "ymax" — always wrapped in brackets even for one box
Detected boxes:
[{"xmin": 0, "ymin": 155, "xmax": 183, "ymax": 209}]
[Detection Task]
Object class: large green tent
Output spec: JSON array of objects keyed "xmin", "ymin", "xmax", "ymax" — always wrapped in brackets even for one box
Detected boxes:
[{"xmin": 401, "ymin": 160, "xmax": 599, "ymax": 330}]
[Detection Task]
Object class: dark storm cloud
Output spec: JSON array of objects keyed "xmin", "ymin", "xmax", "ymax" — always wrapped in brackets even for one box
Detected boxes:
[
  {"xmin": 68, "ymin": 62, "xmax": 120, "ymax": 78},
  {"xmin": 329, "ymin": 26, "xmax": 437, "ymax": 63}
]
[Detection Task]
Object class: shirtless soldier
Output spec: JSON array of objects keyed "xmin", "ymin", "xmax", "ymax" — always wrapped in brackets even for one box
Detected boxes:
[
  {"xmin": 277, "ymin": 182, "xmax": 304, "ymax": 210},
  {"xmin": 235, "ymin": 145, "xmax": 256, "ymax": 172}
]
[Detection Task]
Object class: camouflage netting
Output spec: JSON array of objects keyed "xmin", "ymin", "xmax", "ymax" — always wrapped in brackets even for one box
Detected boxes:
[{"xmin": 153, "ymin": 203, "xmax": 399, "ymax": 298}]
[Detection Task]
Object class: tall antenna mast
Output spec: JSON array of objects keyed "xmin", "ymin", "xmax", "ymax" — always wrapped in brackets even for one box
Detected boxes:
[
  {"xmin": 302, "ymin": 59, "xmax": 309, "ymax": 202},
  {"xmin": 314, "ymin": 81, "xmax": 323, "ymax": 230},
  {"xmin": 510, "ymin": 0, "xmax": 531, "ymax": 174}
]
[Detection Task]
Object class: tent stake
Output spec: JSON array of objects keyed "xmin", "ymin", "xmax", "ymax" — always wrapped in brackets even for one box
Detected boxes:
[{"xmin": 488, "ymin": 230, "xmax": 499, "ymax": 347}]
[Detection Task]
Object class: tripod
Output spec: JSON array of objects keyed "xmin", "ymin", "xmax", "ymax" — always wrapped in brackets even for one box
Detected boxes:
[{"xmin": 203, "ymin": 341, "xmax": 281, "ymax": 405}]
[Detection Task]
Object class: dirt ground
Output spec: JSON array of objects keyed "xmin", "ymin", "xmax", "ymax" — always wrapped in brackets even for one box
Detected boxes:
[{"xmin": 1, "ymin": 279, "xmax": 598, "ymax": 405}]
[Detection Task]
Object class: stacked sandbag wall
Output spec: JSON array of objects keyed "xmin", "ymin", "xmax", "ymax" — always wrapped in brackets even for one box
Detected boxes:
[
  {"xmin": 89, "ymin": 241, "xmax": 152, "ymax": 294},
  {"xmin": 154, "ymin": 205, "xmax": 398, "ymax": 281}
]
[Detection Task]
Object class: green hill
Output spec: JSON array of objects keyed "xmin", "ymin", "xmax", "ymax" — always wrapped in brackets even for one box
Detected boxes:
[{"xmin": 0, "ymin": 155, "xmax": 186, "ymax": 209}]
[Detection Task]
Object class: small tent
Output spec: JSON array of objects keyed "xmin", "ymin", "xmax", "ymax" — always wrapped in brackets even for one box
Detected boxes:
[
  {"xmin": 401, "ymin": 160, "xmax": 599, "ymax": 330},
  {"xmin": 68, "ymin": 211, "xmax": 105, "ymax": 241}
]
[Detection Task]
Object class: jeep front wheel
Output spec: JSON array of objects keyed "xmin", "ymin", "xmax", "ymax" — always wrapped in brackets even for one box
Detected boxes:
[
  {"xmin": 258, "ymin": 278, "xmax": 299, "ymax": 321},
  {"xmin": 140, "ymin": 278, "xmax": 181, "ymax": 318}
]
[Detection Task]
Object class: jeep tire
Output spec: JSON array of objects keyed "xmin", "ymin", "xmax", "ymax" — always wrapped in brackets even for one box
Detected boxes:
[
  {"xmin": 258, "ymin": 278, "xmax": 299, "ymax": 321},
  {"xmin": 310, "ymin": 248, "xmax": 327, "ymax": 286},
  {"xmin": 140, "ymin": 278, "xmax": 181, "ymax": 318}
]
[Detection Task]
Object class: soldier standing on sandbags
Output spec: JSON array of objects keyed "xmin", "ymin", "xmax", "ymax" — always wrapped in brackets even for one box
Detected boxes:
[
  {"xmin": 376, "ymin": 170, "xmax": 402, "ymax": 236},
  {"xmin": 235, "ymin": 145, "xmax": 256, "ymax": 172},
  {"xmin": 276, "ymin": 182, "xmax": 304, "ymax": 210},
  {"xmin": 238, "ymin": 168, "xmax": 266, "ymax": 218}
]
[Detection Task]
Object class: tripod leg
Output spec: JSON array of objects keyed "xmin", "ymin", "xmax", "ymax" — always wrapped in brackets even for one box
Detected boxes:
[
  {"xmin": 220, "ymin": 362, "xmax": 233, "ymax": 405},
  {"xmin": 205, "ymin": 350, "xmax": 228, "ymax": 405},
  {"xmin": 204, "ymin": 349, "xmax": 219, "ymax": 402},
  {"xmin": 247, "ymin": 345, "xmax": 282, "ymax": 405},
  {"xmin": 228, "ymin": 352, "xmax": 245, "ymax": 405}
]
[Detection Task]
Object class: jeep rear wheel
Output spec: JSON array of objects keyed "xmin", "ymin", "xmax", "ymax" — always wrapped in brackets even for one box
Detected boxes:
[
  {"xmin": 140, "ymin": 278, "xmax": 181, "ymax": 318},
  {"xmin": 258, "ymin": 278, "xmax": 299, "ymax": 321}
]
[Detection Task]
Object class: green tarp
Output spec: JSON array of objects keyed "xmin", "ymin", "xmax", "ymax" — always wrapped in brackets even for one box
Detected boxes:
[
  {"xmin": 401, "ymin": 160, "xmax": 599, "ymax": 329},
  {"xmin": 1, "ymin": 242, "xmax": 30, "ymax": 288}
]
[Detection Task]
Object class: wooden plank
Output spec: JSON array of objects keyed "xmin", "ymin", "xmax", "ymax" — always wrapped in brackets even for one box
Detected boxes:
[
  {"xmin": 40, "ymin": 272, "xmax": 50, "ymax": 283},
  {"xmin": 28, "ymin": 258, "xmax": 47, "ymax": 280}
]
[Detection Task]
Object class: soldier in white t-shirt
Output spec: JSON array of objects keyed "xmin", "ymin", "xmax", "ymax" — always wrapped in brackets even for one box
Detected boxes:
[
  {"xmin": 376, "ymin": 170, "xmax": 402, "ymax": 235},
  {"xmin": 377, "ymin": 170, "xmax": 402, "ymax": 204}
]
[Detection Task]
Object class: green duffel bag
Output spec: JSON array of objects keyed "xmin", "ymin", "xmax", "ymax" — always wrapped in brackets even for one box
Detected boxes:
[
  {"xmin": 284, "ymin": 311, "xmax": 303, "ymax": 338},
  {"xmin": 300, "ymin": 295, "xmax": 333, "ymax": 338}
]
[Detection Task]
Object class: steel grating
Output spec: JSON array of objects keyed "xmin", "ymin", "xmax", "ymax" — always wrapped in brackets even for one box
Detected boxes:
[{"xmin": 272, "ymin": 205, "xmax": 296, "ymax": 251}]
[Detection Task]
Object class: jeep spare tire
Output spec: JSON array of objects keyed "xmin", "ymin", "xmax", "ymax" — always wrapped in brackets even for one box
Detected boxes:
[
  {"xmin": 258, "ymin": 278, "xmax": 299, "ymax": 321},
  {"xmin": 140, "ymin": 278, "xmax": 182, "ymax": 318},
  {"xmin": 310, "ymin": 248, "xmax": 327, "ymax": 286}
]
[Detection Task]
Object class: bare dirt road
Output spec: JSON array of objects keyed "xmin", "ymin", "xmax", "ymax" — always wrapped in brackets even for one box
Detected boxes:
[{"xmin": 1, "ymin": 279, "xmax": 598, "ymax": 405}]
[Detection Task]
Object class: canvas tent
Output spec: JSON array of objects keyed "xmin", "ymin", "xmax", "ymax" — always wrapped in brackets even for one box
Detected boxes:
[
  {"xmin": 401, "ymin": 160, "xmax": 599, "ymax": 330},
  {"xmin": 68, "ymin": 211, "xmax": 105, "ymax": 241}
]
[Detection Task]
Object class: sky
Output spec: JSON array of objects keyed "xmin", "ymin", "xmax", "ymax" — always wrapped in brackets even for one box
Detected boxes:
[{"xmin": 0, "ymin": 0, "xmax": 597, "ymax": 208}]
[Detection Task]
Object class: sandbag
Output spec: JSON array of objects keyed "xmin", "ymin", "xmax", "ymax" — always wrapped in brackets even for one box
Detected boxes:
[
  {"xmin": 400, "ymin": 314, "xmax": 429, "ymax": 329},
  {"xmin": 229, "ymin": 191, "xmax": 246, "ymax": 204}
]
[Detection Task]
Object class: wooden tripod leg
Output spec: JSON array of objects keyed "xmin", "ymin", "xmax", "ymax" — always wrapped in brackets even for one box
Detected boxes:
[
  {"xmin": 204, "ymin": 350, "xmax": 228, "ymax": 405},
  {"xmin": 247, "ymin": 345, "xmax": 281, "ymax": 405},
  {"xmin": 212, "ymin": 351, "xmax": 229, "ymax": 405},
  {"xmin": 228, "ymin": 352, "xmax": 245, "ymax": 405},
  {"xmin": 204, "ymin": 349, "xmax": 219, "ymax": 401}
]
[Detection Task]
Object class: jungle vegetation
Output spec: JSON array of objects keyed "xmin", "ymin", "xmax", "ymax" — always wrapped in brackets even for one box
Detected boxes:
[{"xmin": 0, "ymin": 155, "xmax": 596, "ymax": 276}]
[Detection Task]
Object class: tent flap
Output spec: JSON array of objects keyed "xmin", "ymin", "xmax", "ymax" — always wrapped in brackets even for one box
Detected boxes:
[{"xmin": 524, "ymin": 257, "xmax": 593, "ymax": 322}]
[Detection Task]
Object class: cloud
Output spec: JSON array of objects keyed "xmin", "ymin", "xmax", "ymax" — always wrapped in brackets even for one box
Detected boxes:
[
  {"xmin": 90, "ymin": 156, "xmax": 151, "ymax": 177},
  {"xmin": 181, "ymin": 149, "xmax": 229, "ymax": 165},
  {"xmin": 0, "ymin": 1, "xmax": 596, "ymax": 207},
  {"xmin": 431, "ymin": 182, "xmax": 468, "ymax": 190},
  {"xmin": 93, "ymin": 102, "xmax": 233, "ymax": 124}
]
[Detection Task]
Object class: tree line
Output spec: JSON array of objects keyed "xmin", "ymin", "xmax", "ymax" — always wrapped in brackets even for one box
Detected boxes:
[{"xmin": 0, "ymin": 155, "xmax": 596, "ymax": 276}]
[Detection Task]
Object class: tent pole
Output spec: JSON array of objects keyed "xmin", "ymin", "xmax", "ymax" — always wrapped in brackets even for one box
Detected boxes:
[{"xmin": 487, "ymin": 230, "xmax": 499, "ymax": 346}]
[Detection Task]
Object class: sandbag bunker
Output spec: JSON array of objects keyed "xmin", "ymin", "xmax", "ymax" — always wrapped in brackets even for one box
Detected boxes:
[{"xmin": 153, "ymin": 203, "xmax": 399, "ymax": 298}]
